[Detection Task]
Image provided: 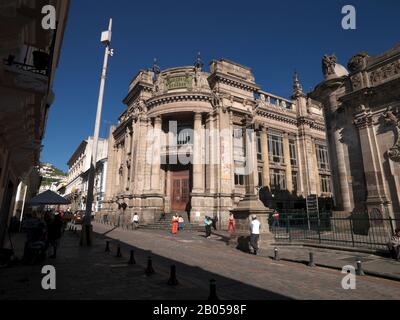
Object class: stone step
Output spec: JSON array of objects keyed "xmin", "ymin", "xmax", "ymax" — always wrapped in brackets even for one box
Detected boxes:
[{"xmin": 141, "ymin": 223, "xmax": 204, "ymax": 231}]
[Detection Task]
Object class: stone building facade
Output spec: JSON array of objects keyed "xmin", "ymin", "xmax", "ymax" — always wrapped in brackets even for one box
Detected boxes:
[
  {"xmin": 103, "ymin": 58, "xmax": 332, "ymax": 227},
  {"xmin": 63, "ymin": 137, "xmax": 108, "ymax": 213},
  {"xmin": 0, "ymin": 0, "xmax": 70, "ymax": 247},
  {"xmin": 310, "ymin": 45, "xmax": 400, "ymax": 226}
]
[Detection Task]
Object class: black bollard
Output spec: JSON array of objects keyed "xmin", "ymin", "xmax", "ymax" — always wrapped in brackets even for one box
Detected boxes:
[
  {"xmin": 116, "ymin": 243, "xmax": 122, "ymax": 258},
  {"xmin": 105, "ymin": 241, "xmax": 110, "ymax": 253},
  {"xmin": 273, "ymin": 247, "xmax": 280, "ymax": 261},
  {"xmin": 308, "ymin": 252, "xmax": 316, "ymax": 267},
  {"xmin": 356, "ymin": 260, "xmax": 365, "ymax": 276},
  {"xmin": 145, "ymin": 256, "xmax": 155, "ymax": 276},
  {"xmin": 167, "ymin": 265, "xmax": 178, "ymax": 286},
  {"xmin": 208, "ymin": 279, "xmax": 219, "ymax": 301},
  {"xmin": 128, "ymin": 250, "xmax": 136, "ymax": 265}
]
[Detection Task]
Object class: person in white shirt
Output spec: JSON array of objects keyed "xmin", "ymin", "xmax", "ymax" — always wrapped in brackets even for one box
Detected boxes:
[
  {"xmin": 131, "ymin": 213, "xmax": 140, "ymax": 230},
  {"xmin": 249, "ymin": 215, "xmax": 261, "ymax": 255}
]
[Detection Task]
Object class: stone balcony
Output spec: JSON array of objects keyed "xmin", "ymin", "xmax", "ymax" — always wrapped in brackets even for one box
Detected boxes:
[{"xmin": 161, "ymin": 143, "xmax": 193, "ymax": 160}]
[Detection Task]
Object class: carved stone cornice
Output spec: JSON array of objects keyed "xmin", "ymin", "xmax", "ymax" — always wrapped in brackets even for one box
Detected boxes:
[
  {"xmin": 208, "ymin": 72, "xmax": 260, "ymax": 93},
  {"xmin": 256, "ymin": 109, "xmax": 297, "ymax": 126},
  {"xmin": 297, "ymin": 116, "xmax": 326, "ymax": 132},
  {"xmin": 146, "ymin": 92, "xmax": 212, "ymax": 109},
  {"xmin": 354, "ymin": 107, "xmax": 373, "ymax": 129}
]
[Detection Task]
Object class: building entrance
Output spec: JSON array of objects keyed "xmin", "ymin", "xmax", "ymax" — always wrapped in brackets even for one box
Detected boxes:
[{"xmin": 171, "ymin": 169, "xmax": 190, "ymax": 212}]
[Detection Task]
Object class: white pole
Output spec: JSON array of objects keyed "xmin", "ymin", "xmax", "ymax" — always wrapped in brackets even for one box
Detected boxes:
[
  {"xmin": 19, "ymin": 184, "xmax": 28, "ymax": 232},
  {"xmin": 81, "ymin": 18, "xmax": 113, "ymax": 246}
]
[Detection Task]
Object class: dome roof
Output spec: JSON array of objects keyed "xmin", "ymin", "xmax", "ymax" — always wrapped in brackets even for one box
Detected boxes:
[{"xmin": 334, "ymin": 64, "xmax": 349, "ymax": 77}]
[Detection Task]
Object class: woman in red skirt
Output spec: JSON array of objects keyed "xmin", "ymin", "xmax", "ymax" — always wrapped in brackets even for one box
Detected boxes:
[
  {"xmin": 171, "ymin": 213, "xmax": 179, "ymax": 234},
  {"xmin": 228, "ymin": 213, "xmax": 235, "ymax": 232}
]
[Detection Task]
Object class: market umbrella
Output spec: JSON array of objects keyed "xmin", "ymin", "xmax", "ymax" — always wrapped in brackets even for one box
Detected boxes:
[{"xmin": 27, "ymin": 190, "xmax": 70, "ymax": 206}]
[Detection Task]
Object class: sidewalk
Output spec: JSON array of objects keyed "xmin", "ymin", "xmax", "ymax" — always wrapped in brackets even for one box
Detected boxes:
[
  {"xmin": 0, "ymin": 227, "xmax": 215, "ymax": 300},
  {"xmin": 212, "ymin": 230, "xmax": 400, "ymax": 281}
]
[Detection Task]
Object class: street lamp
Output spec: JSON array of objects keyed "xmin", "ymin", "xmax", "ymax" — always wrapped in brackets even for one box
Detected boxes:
[{"xmin": 80, "ymin": 18, "xmax": 114, "ymax": 246}]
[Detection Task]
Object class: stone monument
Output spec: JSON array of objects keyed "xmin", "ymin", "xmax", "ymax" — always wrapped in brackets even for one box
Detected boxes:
[{"xmin": 229, "ymin": 115, "xmax": 273, "ymax": 252}]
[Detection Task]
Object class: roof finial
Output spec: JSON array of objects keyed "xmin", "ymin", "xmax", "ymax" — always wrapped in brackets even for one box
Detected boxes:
[
  {"xmin": 194, "ymin": 52, "xmax": 204, "ymax": 71},
  {"xmin": 292, "ymin": 70, "xmax": 305, "ymax": 98},
  {"xmin": 152, "ymin": 58, "xmax": 161, "ymax": 82}
]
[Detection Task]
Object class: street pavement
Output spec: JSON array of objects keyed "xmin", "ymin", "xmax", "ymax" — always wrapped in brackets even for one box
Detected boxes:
[{"xmin": 0, "ymin": 222, "xmax": 399, "ymax": 300}]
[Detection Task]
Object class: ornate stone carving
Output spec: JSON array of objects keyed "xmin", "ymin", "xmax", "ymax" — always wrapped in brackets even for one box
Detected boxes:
[
  {"xmin": 347, "ymin": 52, "xmax": 368, "ymax": 73},
  {"xmin": 211, "ymin": 88, "xmax": 227, "ymax": 112},
  {"xmin": 384, "ymin": 107, "xmax": 400, "ymax": 162},
  {"xmin": 354, "ymin": 107, "xmax": 373, "ymax": 129},
  {"xmin": 369, "ymin": 60, "xmax": 400, "ymax": 85},
  {"xmin": 351, "ymin": 73, "xmax": 362, "ymax": 91},
  {"xmin": 322, "ymin": 54, "xmax": 337, "ymax": 76}
]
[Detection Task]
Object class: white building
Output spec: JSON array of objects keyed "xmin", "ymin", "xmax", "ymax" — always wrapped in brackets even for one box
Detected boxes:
[{"xmin": 64, "ymin": 137, "xmax": 108, "ymax": 212}]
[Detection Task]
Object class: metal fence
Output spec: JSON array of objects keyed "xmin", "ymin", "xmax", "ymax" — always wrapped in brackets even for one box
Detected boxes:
[{"xmin": 270, "ymin": 213, "xmax": 399, "ymax": 250}]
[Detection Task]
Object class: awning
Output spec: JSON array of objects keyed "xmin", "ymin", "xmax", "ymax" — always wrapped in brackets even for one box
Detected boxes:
[{"xmin": 27, "ymin": 190, "xmax": 70, "ymax": 206}]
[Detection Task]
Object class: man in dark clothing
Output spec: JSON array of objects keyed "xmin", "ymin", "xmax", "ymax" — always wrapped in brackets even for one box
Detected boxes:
[
  {"xmin": 204, "ymin": 216, "xmax": 212, "ymax": 239},
  {"xmin": 48, "ymin": 213, "xmax": 63, "ymax": 259},
  {"xmin": 212, "ymin": 214, "xmax": 218, "ymax": 231}
]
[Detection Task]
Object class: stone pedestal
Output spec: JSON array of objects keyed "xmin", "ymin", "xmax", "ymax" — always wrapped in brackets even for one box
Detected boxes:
[{"xmin": 229, "ymin": 194, "xmax": 273, "ymax": 252}]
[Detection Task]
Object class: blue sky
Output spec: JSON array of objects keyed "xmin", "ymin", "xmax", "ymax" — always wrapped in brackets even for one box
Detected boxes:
[{"xmin": 41, "ymin": 0, "xmax": 400, "ymax": 172}]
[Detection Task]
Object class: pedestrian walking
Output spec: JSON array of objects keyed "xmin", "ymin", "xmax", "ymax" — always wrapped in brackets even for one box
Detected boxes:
[
  {"xmin": 212, "ymin": 214, "xmax": 218, "ymax": 230},
  {"xmin": 47, "ymin": 212, "xmax": 63, "ymax": 259},
  {"xmin": 272, "ymin": 210, "xmax": 280, "ymax": 229},
  {"xmin": 178, "ymin": 215, "xmax": 185, "ymax": 231},
  {"xmin": 131, "ymin": 212, "xmax": 140, "ymax": 230},
  {"xmin": 228, "ymin": 213, "xmax": 235, "ymax": 232},
  {"xmin": 171, "ymin": 213, "xmax": 179, "ymax": 234},
  {"xmin": 204, "ymin": 216, "xmax": 212, "ymax": 239},
  {"xmin": 159, "ymin": 212, "xmax": 166, "ymax": 221},
  {"xmin": 388, "ymin": 228, "xmax": 400, "ymax": 261},
  {"xmin": 249, "ymin": 215, "xmax": 261, "ymax": 255}
]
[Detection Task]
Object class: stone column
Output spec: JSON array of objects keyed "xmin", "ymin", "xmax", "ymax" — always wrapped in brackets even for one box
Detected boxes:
[
  {"xmin": 205, "ymin": 113, "xmax": 216, "ymax": 194},
  {"xmin": 192, "ymin": 112, "xmax": 204, "ymax": 193},
  {"xmin": 151, "ymin": 116, "xmax": 162, "ymax": 192},
  {"xmin": 144, "ymin": 118, "xmax": 152, "ymax": 191},
  {"xmin": 260, "ymin": 126, "xmax": 270, "ymax": 188},
  {"xmin": 283, "ymin": 133, "xmax": 293, "ymax": 193},
  {"xmin": 312, "ymin": 141, "xmax": 321, "ymax": 195},
  {"xmin": 354, "ymin": 110, "xmax": 389, "ymax": 215},
  {"xmin": 134, "ymin": 116, "xmax": 149, "ymax": 195},
  {"xmin": 295, "ymin": 137, "xmax": 305, "ymax": 195},
  {"xmin": 333, "ymin": 125, "xmax": 352, "ymax": 211},
  {"xmin": 230, "ymin": 117, "xmax": 273, "ymax": 250}
]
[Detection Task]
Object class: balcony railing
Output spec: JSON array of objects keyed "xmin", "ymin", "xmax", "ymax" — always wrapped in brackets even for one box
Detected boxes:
[
  {"xmin": 161, "ymin": 144, "xmax": 193, "ymax": 157},
  {"xmin": 3, "ymin": 53, "xmax": 49, "ymax": 76}
]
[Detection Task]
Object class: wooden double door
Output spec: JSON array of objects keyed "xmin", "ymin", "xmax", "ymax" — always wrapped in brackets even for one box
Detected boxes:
[{"xmin": 171, "ymin": 169, "xmax": 190, "ymax": 212}]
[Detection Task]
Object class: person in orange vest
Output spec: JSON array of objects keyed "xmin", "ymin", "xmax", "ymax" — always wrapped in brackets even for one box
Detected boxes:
[{"xmin": 171, "ymin": 213, "xmax": 179, "ymax": 235}]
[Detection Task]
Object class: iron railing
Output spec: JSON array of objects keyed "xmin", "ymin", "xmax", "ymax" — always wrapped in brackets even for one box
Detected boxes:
[{"xmin": 270, "ymin": 213, "xmax": 398, "ymax": 250}]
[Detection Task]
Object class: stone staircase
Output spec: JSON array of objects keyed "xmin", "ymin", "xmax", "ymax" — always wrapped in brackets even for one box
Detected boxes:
[{"xmin": 140, "ymin": 213, "xmax": 204, "ymax": 231}]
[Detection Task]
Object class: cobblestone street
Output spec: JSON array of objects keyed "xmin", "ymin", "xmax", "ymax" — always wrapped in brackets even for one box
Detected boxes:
[{"xmin": 1, "ymin": 222, "xmax": 399, "ymax": 300}]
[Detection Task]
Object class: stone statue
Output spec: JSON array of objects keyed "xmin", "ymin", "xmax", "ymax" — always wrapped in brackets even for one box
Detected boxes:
[
  {"xmin": 194, "ymin": 52, "xmax": 204, "ymax": 71},
  {"xmin": 322, "ymin": 54, "xmax": 337, "ymax": 76},
  {"xmin": 152, "ymin": 58, "xmax": 161, "ymax": 83},
  {"xmin": 384, "ymin": 107, "xmax": 400, "ymax": 162},
  {"xmin": 348, "ymin": 52, "xmax": 368, "ymax": 73}
]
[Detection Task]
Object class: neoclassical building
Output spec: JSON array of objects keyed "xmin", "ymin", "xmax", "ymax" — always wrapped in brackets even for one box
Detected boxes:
[
  {"xmin": 103, "ymin": 57, "xmax": 332, "ymax": 226},
  {"xmin": 311, "ymin": 44, "xmax": 400, "ymax": 225}
]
